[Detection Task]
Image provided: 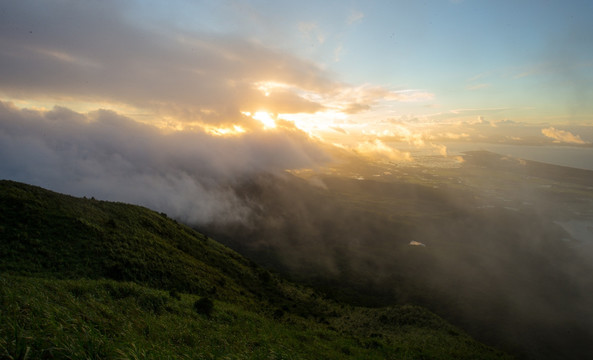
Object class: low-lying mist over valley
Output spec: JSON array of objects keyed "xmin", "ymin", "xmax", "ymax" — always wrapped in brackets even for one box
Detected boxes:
[{"xmin": 204, "ymin": 151, "xmax": 593, "ymax": 359}]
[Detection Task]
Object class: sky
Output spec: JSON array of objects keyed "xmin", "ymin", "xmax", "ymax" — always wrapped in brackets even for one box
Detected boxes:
[{"xmin": 1, "ymin": 0, "xmax": 593, "ymax": 221}]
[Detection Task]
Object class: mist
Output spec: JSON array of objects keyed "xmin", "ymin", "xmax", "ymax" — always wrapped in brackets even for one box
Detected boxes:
[
  {"xmin": 0, "ymin": 101, "xmax": 328, "ymax": 224},
  {"xmin": 204, "ymin": 153, "xmax": 593, "ymax": 360}
]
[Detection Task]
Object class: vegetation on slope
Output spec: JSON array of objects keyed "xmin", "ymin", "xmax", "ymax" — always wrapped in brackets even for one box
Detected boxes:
[{"xmin": 0, "ymin": 179, "xmax": 509, "ymax": 359}]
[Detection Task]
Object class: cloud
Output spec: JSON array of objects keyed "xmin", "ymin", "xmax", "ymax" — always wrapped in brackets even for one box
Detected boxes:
[
  {"xmin": 254, "ymin": 90, "xmax": 326, "ymax": 114},
  {"xmin": 0, "ymin": 0, "xmax": 448, "ymax": 215},
  {"xmin": 330, "ymin": 126, "xmax": 348, "ymax": 134},
  {"xmin": 347, "ymin": 10, "xmax": 365, "ymax": 25},
  {"xmin": 298, "ymin": 22, "xmax": 326, "ymax": 44},
  {"xmin": 384, "ymin": 90, "xmax": 435, "ymax": 102},
  {"xmin": 0, "ymin": 1, "xmax": 338, "ymax": 127},
  {"xmin": 467, "ymin": 83, "xmax": 491, "ymax": 90},
  {"xmin": 343, "ymin": 103, "xmax": 371, "ymax": 114},
  {"xmin": 0, "ymin": 101, "xmax": 330, "ymax": 224},
  {"xmin": 541, "ymin": 127, "xmax": 588, "ymax": 145},
  {"xmin": 430, "ymin": 132, "xmax": 470, "ymax": 140},
  {"xmin": 324, "ymin": 86, "xmax": 434, "ymax": 115},
  {"xmin": 333, "ymin": 43, "xmax": 344, "ymax": 62},
  {"xmin": 493, "ymin": 119, "xmax": 518, "ymax": 126},
  {"xmin": 0, "ymin": 1, "xmax": 427, "ymax": 134},
  {"xmin": 474, "ymin": 115, "xmax": 490, "ymax": 125},
  {"xmin": 354, "ymin": 139, "xmax": 412, "ymax": 162}
]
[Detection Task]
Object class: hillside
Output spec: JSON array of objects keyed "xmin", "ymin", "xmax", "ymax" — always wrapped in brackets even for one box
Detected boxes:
[{"xmin": 0, "ymin": 179, "xmax": 508, "ymax": 359}]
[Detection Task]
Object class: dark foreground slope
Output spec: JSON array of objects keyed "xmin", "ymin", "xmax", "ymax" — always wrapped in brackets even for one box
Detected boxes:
[{"xmin": 0, "ymin": 180, "xmax": 508, "ymax": 359}]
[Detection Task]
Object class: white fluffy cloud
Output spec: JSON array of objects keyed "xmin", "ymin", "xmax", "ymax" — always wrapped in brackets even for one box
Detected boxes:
[
  {"xmin": 0, "ymin": 101, "xmax": 329, "ymax": 224},
  {"xmin": 542, "ymin": 127, "xmax": 588, "ymax": 145}
]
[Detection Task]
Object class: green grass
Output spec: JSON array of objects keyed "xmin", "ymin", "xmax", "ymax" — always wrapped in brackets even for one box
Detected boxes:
[
  {"xmin": 0, "ymin": 180, "xmax": 510, "ymax": 359},
  {"xmin": 0, "ymin": 276, "xmax": 507, "ymax": 360}
]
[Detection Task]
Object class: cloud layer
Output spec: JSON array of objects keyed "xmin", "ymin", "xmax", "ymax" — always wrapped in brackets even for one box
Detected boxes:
[
  {"xmin": 0, "ymin": 1, "xmax": 337, "ymax": 124},
  {"xmin": 0, "ymin": 1, "xmax": 425, "ymax": 129},
  {"xmin": 0, "ymin": 101, "xmax": 328, "ymax": 224},
  {"xmin": 542, "ymin": 127, "xmax": 589, "ymax": 145}
]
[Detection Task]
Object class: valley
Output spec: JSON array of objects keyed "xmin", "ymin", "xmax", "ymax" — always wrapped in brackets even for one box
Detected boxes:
[{"xmin": 207, "ymin": 151, "xmax": 593, "ymax": 359}]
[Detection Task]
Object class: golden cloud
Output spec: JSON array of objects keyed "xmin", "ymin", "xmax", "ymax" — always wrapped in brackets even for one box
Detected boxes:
[{"xmin": 541, "ymin": 127, "xmax": 588, "ymax": 145}]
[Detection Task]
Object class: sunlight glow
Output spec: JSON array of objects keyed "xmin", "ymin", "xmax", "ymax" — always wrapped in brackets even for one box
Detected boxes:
[
  {"xmin": 205, "ymin": 125, "xmax": 246, "ymax": 136},
  {"xmin": 356, "ymin": 139, "xmax": 413, "ymax": 162},
  {"xmin": 252, "ymin": 111, "xmax": 276, "ymax": 129},
  {"xmin": 254, "ymin": 81, "xmax": 290, "ymax": 97},
  {"xmin": 279, "ymin": 110, "xmax": 349, "ymax": 137}
]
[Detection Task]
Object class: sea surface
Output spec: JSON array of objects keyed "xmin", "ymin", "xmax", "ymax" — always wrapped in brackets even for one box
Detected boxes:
[
  {"xmin": 445, "ymin": 143, "xmax": 593, "ymax": 171},
  {"xmin": 391, "ymin": 142, "xmax": 593, "ymax": 171}
]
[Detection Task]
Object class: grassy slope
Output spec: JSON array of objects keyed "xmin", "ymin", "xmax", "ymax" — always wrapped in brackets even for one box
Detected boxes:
[{"xmin": 0, "ymin": 180, "xmax": 509, "ymax": 359}]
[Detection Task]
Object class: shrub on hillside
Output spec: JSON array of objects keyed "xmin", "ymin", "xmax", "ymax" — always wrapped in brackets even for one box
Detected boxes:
[{"xmin": 193, "ymin": 297, "xmax": 214, "ymax": 316}]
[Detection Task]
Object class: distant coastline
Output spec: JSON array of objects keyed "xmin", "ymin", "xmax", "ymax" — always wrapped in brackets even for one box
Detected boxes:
[{"xmin": 446, "ymin": 143, "xmax": 593, "ymax": 171}]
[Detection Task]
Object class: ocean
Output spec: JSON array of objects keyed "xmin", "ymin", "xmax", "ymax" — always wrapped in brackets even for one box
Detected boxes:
[{"xmin": 444, "ymin": 143, "xmax": 593, "ymax": 171}]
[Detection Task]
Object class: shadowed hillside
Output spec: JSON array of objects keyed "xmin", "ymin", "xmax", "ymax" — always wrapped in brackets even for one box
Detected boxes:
[{"xmin": 0, "ymin": 179, "xmax": 508, "ymax": 359}]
